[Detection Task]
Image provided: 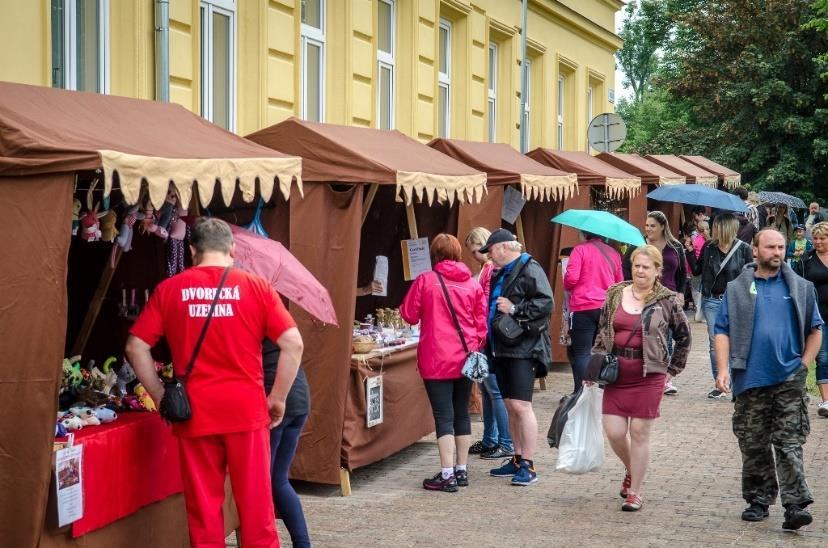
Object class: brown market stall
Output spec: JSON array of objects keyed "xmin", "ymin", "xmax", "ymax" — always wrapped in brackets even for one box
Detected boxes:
[
  {"xmin": 679, "ymin": 155, "xmax": 741, "ymax": 189},
  {"xmin": 0, "ymin": 81, "xmax": 302, "ymax": 547},
  {"xmin": 246, "ymin": 118, "xmax": 487, "ymax": 494},
  {"xmin": 525, "ymin": 149, "xmax": 642, "ymax": 364},
  {"xmin": 645, "ymin": 154, "xmax": 719, "ymax": 188}
]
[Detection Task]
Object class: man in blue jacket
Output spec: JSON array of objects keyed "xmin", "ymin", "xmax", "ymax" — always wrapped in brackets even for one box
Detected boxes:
[{"xmin": 714, "ymin": 228, "xmax": 823, "ymax": 530}]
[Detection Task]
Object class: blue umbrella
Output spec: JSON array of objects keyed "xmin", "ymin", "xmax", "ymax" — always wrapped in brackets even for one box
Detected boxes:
[
  {"xmin": 551, "ymin": 209, "xmax": 645, "ymax": 246},
  {"xmin": 648, "ymin": 184, "xmax": 747, "ymax": 212}
]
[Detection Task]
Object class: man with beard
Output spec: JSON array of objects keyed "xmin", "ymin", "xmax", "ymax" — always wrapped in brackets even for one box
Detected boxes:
[{"xmin": 713, "ymin": 228, "xmax": 823, "ymax": 530}]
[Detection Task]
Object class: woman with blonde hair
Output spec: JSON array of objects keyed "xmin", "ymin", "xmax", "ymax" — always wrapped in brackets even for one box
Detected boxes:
[
  {"xmin": 463, "ymin": 227, "xmax": 514, "ymax": 460},
  {"xmin": 591, "ymin": 245, "xmax": 691, "ymax": 511},
  {"xmin": 802, "ymin": 222, "xmax": 828, "ymax": 416},
  {"xmin": 689, "ymin": 213, "xmax": 753, "ymax": 398}
]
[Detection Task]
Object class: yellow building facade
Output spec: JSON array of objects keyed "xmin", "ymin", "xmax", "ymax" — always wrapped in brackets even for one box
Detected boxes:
[{"xmin": 1, "ymin": 0, "xmax": 622, "ymax": 150}]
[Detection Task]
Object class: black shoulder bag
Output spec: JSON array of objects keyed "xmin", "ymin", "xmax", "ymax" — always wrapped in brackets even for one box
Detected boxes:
[
  {"xmin": 586, "ymin": 320, "xmax": 641, "ymax": 386},
  {"xmin": 159, "ymin": 266, "xmax": 231, "ymax": 422},
  {"xmin": 491, "ymin": 259, "xmax": 532, "ymax": 345}
]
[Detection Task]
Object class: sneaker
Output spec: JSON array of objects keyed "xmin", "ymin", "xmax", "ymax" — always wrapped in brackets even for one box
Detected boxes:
[
  {"xmin": 511, "ymin": 461, "xmax": 538, "ymax": 486},
  {"xmin": 741, "ymin": 503, "xmax": 769, "ymax": 522},
  {"xmin": 818, "ymin": 401, "xmax": 828, "ymax": 418},
  {"xmin": 782, "ymin": 505, "xmax": 812, "ymax": 530},
  {"xmin": 480, "ymin": 445, "xmax": 514, "ymax": 460},
  {"xmin": 422, "ymin": 472, "xmax": 458, "ymax": 493},
  {"xmin": 664, "ymin": 382, "xmax": 678, "ymax": 395},
  {"xmin": 622, "ymin": 493, "xmax": 643, "ymax": 511},
  {"xmin": 620, "ymin": 471, "xmax": 632, "ymax": 499},
  {"xmin": 490, "ymin": 457, "xmax": 520, "ymax": 477},
  {"xmin": 468, "ymin": 440, "xmax": 488, "ymax": 454},
  {"xmin": 707, "ymin": 389, "xmax": 726, "ymax": 399},
  {"xmin": 454, "ymin": 469, "xmax": 469, "ymax": 487}
]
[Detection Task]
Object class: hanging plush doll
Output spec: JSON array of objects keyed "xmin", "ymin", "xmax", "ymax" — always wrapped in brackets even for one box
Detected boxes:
[
  {"xmin": 115, "ymin": 203, "xmax": 144, "ymax": 252},
  {"xmin": 141, "ymin": 191, "xmax": 171, "ymax": 240},
  {"xmin": 71, "ymin": 198, "xmax": 82, "ymax": 236},
  {"xmin": 99, "ymin": 210, "xmax": 119, "ymax": 243},
  {"xmin": 80, "ymin": 179, "xmax": 107, "ymax": 242},
  {"xmin": 166, "ymin": 188, "xmax": 188, "ymax": 277}
]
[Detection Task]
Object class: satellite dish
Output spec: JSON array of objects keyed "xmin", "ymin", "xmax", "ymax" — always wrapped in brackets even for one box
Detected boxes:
[{"xmin": 587, "ymin": 113, "xmax": 627, "ymax": 153}]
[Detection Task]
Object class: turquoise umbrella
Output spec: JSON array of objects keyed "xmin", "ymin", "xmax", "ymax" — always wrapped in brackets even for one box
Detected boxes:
[{"xmin": 551, "ymin": 209, "xmax": 645, "ymax": 246}]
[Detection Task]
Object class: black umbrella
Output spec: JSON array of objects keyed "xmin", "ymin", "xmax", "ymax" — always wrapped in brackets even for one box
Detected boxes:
[{"xmin": 758, "ymin": 191, "xmax": 807, "ymax": 209}]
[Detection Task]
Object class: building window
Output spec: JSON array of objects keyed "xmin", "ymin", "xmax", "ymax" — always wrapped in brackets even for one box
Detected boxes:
[
  {"xmin": 522, "ymin": 59, "xmax": 531, "ymax": 148},
  {"xmin": 377, "ymin": 0, "xmax": 395, "ymax": 130},
  {"xmin": 438, "ymin": 19, "xmax": 451, "ymax": 138},
  {"xmin": 488, "ymin": 42, "xmax": 497, "ymax": 143},
  {"xmin": 301, "ymin": 0, "xmax": 325, "ymax": 122},
  {"xmin": 51, "ymin": 0, "xmax": 110, "ymax": 93},
  {"xmin": 586, "ymin": 86, "xmax": 594, "ymax": 150},
  {"xmin": 557, "ymin": 75, "xmax": 565, "ymax": 150},
  {"xmin": 200, "ymin": 0, "xmax": 235, "ymax": 131}
]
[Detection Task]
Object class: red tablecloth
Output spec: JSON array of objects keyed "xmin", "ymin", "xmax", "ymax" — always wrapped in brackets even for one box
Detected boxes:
[{"xmin": 56, "ymin": 412, "xmax": 183, "ymax": 537}]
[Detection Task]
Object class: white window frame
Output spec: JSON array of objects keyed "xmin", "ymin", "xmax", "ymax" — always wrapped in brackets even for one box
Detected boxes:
[
  {"xmin": 557, "ymin": 75, "xmax": 566, "ymax": 151},
  {"xmin": 487, "ymin": 42, "xmax": 497, "ymax": 143},
  {"xmin": 438, "ymin": 18, "xmax": 452, "ymax": 138},
  {"xmin": 523, "ymin": 58, "xmax": 531, "ymax": 148},
  {"xmin": 377, "ymin": 0, "xmax": 395, "ymax": 130},
  {"xmin": 301, "ymin": 0, "xmax": 326, "ymax": 122},
  {"xmin": 52, "ymin": 0, "xmax": 110, "ymax": 93},
  {"xmin": 200, "ymin": 0, "xmax": 237, "ymax": 131}
]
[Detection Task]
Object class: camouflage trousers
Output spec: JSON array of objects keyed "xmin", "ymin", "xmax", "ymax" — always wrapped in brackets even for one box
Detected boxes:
[{"xmin": 732, "ymin": 366, "xmax": 812, "ymax": 507}]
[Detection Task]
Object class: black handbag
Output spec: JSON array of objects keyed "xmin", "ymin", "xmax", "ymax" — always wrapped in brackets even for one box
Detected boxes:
[
  {"xmin": 159, "ymin": 266, "xmax": 231, "ymax": 422},
  {"xmin": 587, "ymin": 320, "xmax": 641, "ymax": 386},
  {"xmin": 492, "ymin": 259, "xmax": 531, "ymax": 345}
]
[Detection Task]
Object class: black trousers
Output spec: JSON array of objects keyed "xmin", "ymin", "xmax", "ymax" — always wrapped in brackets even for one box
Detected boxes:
[
  {"xmin": 566, "ymin": 308, "xmax": 602, "ymax": 393},
  {"xmin": 423, "ymin": 377, "xmax": 473, "ymax": 437}
]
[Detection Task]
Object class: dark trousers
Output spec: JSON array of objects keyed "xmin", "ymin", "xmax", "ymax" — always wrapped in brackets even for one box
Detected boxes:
[
  {"xmin": 270, "ymin": 414, "xmax": 310, "ymax": 548},
  {"xmin": 423, "ymin": 377, "xmax": 473, "ymax": 437},
  {"xmin": 732, "ymin": 367, "xmax": 813, "ymax": 508},
  {"xmin": 566, "ymin": 308, "xmax": 602, "ymax": 393}
]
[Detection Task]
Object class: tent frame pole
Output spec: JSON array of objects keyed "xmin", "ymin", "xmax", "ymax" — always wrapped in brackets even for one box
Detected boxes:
[
  {"xmin": 361, "ymin": 184, "xmax": 380, "ymax": 226},
  {"xmin": 71, "ymin": 246, "xmax": 123, "ymax": 356},
  {"xmin": 406, "ymin": 204, "xmax": 419, "ymax": 239}
]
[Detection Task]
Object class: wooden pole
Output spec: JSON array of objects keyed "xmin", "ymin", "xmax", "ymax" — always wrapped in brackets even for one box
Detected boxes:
[
  {"xmin": 406, "ymin": 203, "xmax": 419, "ymax": 239},
  {"xmin": 515, "ymin": 213, "xmax": 526, "ymax": 248},
  {"xmin": 71, "ymin": 246, "xmax": 123, "ymax": 356},
  {"xmin": 361, "ymin": 184, "xmax": 380, "ymax": 226}
]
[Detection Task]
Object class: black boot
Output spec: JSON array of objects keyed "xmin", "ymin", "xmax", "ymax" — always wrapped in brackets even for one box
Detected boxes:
[
  {"xmin": 741, "ymin": 503, "xmax": 769, "ymax": 522},
  {"xmin": 782, "ymin": 504, "xmax": 812, "ymax": 530}
]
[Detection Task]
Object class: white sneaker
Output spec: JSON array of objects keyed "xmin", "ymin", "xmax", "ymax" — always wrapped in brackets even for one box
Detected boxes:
[
  {"xmin": 664, "ymin": 382, "xmax": 678, "ymax": 395},
  {"xmin": 818, "ymin": 401, "xmax": 828, "ymax": 418}
]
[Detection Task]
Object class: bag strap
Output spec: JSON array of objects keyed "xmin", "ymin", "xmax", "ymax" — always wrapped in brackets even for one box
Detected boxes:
[
  {"xmin": 500, "ymin": 255, "xmax": 531, "ymax": 299},
  {"xmin": 435, "ymin": 271, "xmax": 469, "ymax": 354},
  {"xmin": 182, "ymin": 266, "xmax": 232, "ymax": 381},
  {"xmin": 622, "ymin": 320, "xmax": 641, "ymax": 348},
  {"xmin": 589, "ymin": 240, "xmax": 615, "ymax": 273},
  {"xmin": 715, "ymin": 240, "xmax": 743, "ymax": 279}
]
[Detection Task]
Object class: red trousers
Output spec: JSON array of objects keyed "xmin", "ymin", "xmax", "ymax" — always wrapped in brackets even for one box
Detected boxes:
[{"xmin": 178, "ymin": 428, "xmax": 279, "ymax": 548}]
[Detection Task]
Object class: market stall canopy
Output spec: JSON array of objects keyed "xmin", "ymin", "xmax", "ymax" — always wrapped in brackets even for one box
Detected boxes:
[
  {"xmin": 680, "ymin": 155, "xmax": 741, "ymax": 189},
  {"xmin": 0, "ymin": 81, "xmax": 302, "ymax": 208},
  {"xmin": 644, "ymin": 154, "xmax": 718, "ymax": 187},
  {"xmin": 596, "ymin": 152, "xmax": 685, "ymax": 186},
  {"xmin": 246, "ymin": 118, "xmax": 487, "ymax": 205},
  {"xmin": 526, "ymin": 149, "xmax": 641, "ymax": 199},
  {"xmin": 428, "ymin": 138, "xmax": 578, "ymax": 201}
]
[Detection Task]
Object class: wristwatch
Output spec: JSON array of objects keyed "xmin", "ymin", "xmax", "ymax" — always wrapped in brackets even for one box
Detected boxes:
[{"xmin": 509, "ymin": 304, "xmax": 516, "ymax": 315}]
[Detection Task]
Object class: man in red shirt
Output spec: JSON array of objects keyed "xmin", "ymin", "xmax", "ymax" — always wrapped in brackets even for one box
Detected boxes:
[{"xmin": 126, "ymin": 218, "xmax": 303, "ymax": 548}]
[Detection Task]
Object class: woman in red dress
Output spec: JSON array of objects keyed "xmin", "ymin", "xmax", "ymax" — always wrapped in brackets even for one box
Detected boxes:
[{"xmin": 592, "ymin": 245, "xmax": 691, "ymax": 511}]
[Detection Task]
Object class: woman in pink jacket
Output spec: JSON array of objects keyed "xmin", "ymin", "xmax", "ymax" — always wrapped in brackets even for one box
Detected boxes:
[
  {"xmin": 564, "ymin": 231, "xmax": 623, "ymax": 392},
  {"xmin": 401, "ymin": 234, "xmax": 488, "ymax": 493}
]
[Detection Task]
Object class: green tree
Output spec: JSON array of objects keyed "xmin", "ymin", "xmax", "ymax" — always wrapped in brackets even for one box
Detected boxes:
[{"xmin": 615, "ymin": 0, "xmax": 671, "ymax": 103}]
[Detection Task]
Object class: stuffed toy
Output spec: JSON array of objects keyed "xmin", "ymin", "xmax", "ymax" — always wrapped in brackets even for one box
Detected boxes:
[
  {"xmin": 116, "ymin": 359, "xmax": 137, "ymax": 395},
  {"xmin": 121, "ymin": 395, "xmax": 144, "ymax": 411},
  {"xmin": 156, "ymin": 187, "xmax": 178, "ymax": 235},
  {"xmin": 98, "ymin": 357, "xmax": 120, "ymax": 394},
  {"xmin": 55, "ymin": 421, "xmax": 68, "ymax": 438},
  {"xmin": 74, "ymin": 388, "xmax": 110, "ymax": 407},
  {"xmin": 133, "ymin": 384, "xmax": 157, "ymax": 412},
  {"xmin": 140, "ymin": 204, "xmax": 169, "ymax": 240},
  {"xmin": 93, "ymin": 406, "xmax": 118, "ymax": 423},
  {"xmin": 61, "ymin": 357, "xmax": 84, "ymax": 392},
  {"xmin": 70, "ymin": 406, "xmax": 102, "ymax": 426},
  {"xmin": 61, "ymin": 415, "xmax": 84, "ymax": 431},
  {"xmin": 100, "ymin": 210, "xmax": 119, "ymax": 243},
  {"xmin": 71, "ymin": 198, "xmax": 82, "ymax": 236},
  {"xmin": 115, "ymin": 203, "xmax": 145, "ymax": 252}
]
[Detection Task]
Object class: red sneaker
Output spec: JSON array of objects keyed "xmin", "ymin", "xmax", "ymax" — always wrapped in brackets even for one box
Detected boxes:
[
  {"xmin": 620, "ymin": 471, "xmax": 632, "ymax": 498},
  {"xmin": 622, "ymin": 493, "xmax": 643, "ymax": 512}
]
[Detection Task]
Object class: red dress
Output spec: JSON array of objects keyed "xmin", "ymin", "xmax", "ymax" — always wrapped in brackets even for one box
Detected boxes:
[{"xmin": 602, "ymin": 306, "xmax": 666, "ymax": 419}]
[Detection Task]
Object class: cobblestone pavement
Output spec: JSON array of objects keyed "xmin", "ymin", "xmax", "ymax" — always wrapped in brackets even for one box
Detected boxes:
[{"xmin": 229, "ymin": 322, "xmax": 828, "ymax": 547}]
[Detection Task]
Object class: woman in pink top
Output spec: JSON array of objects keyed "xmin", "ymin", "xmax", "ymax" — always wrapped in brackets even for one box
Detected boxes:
[{"xmin": 563, "ymin": 231, "xmax": 623, "ymax": 392}]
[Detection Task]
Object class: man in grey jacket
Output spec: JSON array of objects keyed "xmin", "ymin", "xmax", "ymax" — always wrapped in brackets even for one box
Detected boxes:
[{"xmin": 714, "ymin": 228, "xmax": 823, "ymax": 530}]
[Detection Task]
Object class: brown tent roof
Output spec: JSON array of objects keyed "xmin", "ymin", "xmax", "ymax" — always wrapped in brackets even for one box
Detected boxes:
[
  {"xmin": 246, "ymin": 118, "xmax": 487, "ymax": 205},
  {"xmin": 680, "ymin": 155, "xmax": 741, "ymax": 188},
  {"xmin": 526, "ymin": 149, "xmax": 641, "ymax": 199},
  {"xmin": 596, "ymin": 152, "xmax": 685, "ymax": 186},
  {"xmin": 645, "ymin": 154, "xmax": 718, "ymax": 187},
  {"xmin": 428, "ymin": 138, "xmax": 578, "ymax": 201},
  {"xmin": 0, "ymin": 81, "xmax": 302, "ymax": 208}
]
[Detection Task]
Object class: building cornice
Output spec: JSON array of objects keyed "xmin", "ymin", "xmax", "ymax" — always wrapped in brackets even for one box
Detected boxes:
[{"xmin": 530, "ymin": 0, "xmax": 624, "ymax": 53}]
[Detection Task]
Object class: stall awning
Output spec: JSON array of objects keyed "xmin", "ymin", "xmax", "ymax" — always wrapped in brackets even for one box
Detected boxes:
[
  {"xmin": 428, "ymin": 139, "xmax": 578, "ymax": 202},
  {"xmin": 526, "ymin": 149, "xmax": 641, "ymax": 199},
  {"xmin": 596, "ymin": 152, "xmax": 686, "ymax": 186},
  {"xmin": 246, "ymin": 118, "xmax": 487, "ymax": 205},
  {"xmin": 680, "ymin": 155, "xmax": 741, "ymax": 189},
  {"xmin": 645, "ymin": 155, "xmax": 718, "ymax": 187},
  {"xmin": 0, "ymin": 81, "xmax": 302, "ymax": 208}
]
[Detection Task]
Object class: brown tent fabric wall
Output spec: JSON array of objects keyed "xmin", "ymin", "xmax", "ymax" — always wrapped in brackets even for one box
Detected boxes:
[
  {"xmin": 287, "ymin": 184, "xmax": 363, "ymax": 484},
  {"xmin": 457, "ymin": 187, "xmax": 505, "ymax": 271},
  {"xmin": 0, "ymin": 174, "xmax": 73, "ymax": 548}
]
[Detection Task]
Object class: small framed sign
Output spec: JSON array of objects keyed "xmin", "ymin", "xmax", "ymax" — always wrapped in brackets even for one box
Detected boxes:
[{"xmin": 365, "ymin": 375, "xmax": 384, "ymax": 428}]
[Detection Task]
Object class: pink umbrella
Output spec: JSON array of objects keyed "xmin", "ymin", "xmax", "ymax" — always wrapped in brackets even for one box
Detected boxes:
[{"xmin": 230, "ymin": 224, "xmax": 338, "ymax": 326}]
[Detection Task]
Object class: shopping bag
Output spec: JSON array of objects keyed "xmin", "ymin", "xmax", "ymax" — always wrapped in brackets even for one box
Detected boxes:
[
  {"xmin": 555, "ymin": 384, "xmax": 604, "ymax": 474},
  {"xmin": 547, "ymin": 386, "xmax": 582, "ymax": 448}
]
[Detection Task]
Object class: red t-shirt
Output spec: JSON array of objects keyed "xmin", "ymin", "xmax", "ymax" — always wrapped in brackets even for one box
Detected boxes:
[{"xmin": 130, "ymin": 266, "xmax": 296, "ymax": 437}]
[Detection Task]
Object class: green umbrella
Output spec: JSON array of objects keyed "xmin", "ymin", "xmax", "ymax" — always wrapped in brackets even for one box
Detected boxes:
[{"xmin": 551, "ymin": 209, "xmax": 645, "ymax": 247}]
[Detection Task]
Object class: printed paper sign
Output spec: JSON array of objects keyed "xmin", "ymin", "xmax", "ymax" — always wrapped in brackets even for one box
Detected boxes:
[
  {"xmin": 372, "ymin": 256, "xmax": 388, "ymax": 296},
  {"xmin": 501, "ymin": 186, "xmax": 527, "ymax": 225},
  {"xmin": 401, "ymin": 238, "xmax": 432, "ymax": 281},
  {"xmin": 55, "ymin": 444, "xmax": 84, "ymax": 527},
  {"xmin": 366, "ymin": 375, "xmax": 384, "ymax": 428}
]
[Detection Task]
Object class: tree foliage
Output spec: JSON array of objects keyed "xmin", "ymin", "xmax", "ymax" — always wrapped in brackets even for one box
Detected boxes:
[{"xmin": 615, "ymin": 0, "xmax": 671, "ymax": 103}]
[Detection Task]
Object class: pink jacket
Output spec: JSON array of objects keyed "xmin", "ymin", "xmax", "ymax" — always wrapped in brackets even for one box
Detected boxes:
[
  {"xmin": 563, "ymin": 240, "xmax": 623, "ymax": 312},
  {"xmin": 478, "ymin": 262, "xmax": 494, "ymax": 301},
  {"xmin": 400, "ymin": 260, "xmax": 488, "ymax": 380}
]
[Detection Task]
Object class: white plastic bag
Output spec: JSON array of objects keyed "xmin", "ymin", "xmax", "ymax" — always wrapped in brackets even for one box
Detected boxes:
[{"xmin": 555, "ymin": 384, "xmax": 604, "ymax": 474}]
